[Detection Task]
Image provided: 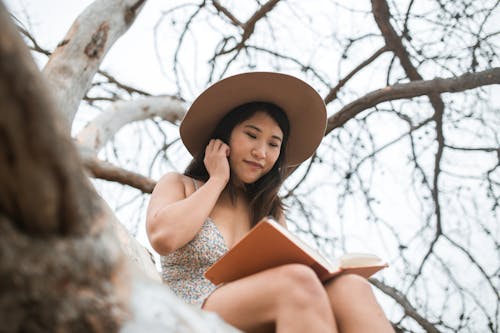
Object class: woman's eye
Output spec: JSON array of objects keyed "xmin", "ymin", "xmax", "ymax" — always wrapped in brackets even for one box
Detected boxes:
[
  {"xmin": 269, "ymin": 142, "xmax": 280, "ymax": 148},
  {"xmin": 246, "ymin": 132, "xmax": 257, "ymax": 139}
]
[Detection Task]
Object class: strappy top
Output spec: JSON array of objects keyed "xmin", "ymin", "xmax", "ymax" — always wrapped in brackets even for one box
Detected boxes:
[{"xmin": 160, "ymin": 179, "xmax": 228, "ymax": 307}]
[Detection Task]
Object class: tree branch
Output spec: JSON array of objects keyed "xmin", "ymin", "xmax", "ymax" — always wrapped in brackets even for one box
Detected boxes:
[
  {"xmin": 371, "ymin": 0, "xmax": 421, "ymax": 80},
  {"xmin": 42, "ymin": 0, "xmax": 147, "ymax": 126},
  {"xmin": 83, "ymin": 155, "xmax": 156, "ymax": 193},
  {"xmin": 76, "ymin": 96, "xmax": 185, "ymax": 151},
  {"xmin": 213, "ymin": 0, "xmax": 282, "ymax": 57},
  {"xmin": 212, "ymin": 0, "xmax": 243, "ymax": 27},
  {"xmin": 0, "ymin": 3, "xmax": 99, "ymax": 236},
  {"xmin": 325, "ymin": 45, "xmax": 389, "ymax": 104},
  {"xmin": 326, "ymin": 67, "xmax": 500, "ymax": 133},
  {"xmin": 370, "ymin": 279, "xmax": 443, "ymax": 333}
]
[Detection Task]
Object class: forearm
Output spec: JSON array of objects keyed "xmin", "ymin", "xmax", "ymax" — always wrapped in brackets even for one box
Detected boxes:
[{"xmin": 150, "ymin": 177, "xmax": 226, "ymax": 254}]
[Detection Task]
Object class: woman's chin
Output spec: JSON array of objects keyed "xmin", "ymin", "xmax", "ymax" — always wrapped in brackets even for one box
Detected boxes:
[{"xmin": 234, "ymin": 174, "xmax": 260, "ymax": 185}]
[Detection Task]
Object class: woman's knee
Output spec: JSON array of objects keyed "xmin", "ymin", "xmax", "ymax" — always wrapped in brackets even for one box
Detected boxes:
[
  {"xmin": 275, "ymin": 264, "xmax": 327, "ymax": 305},
  {"xmin": 326, "ymin": 273, "xmax": 373, "ymax": 299}
]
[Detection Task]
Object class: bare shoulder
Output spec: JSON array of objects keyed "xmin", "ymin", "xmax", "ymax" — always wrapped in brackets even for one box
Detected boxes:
[
  {"xmin": 149, "ymin": 172, "xmax": 189, "ymax": 203},
  {"xmin": 155, "ymin": 171, "xmax": 184, "ymax": 190},
  {"xmin": 153, "ymin": 172, "xmax": 201, "ymax": 198},
  {"xmin": 147, "ymin": 172, "xmax": 189, "ymax": 220}
]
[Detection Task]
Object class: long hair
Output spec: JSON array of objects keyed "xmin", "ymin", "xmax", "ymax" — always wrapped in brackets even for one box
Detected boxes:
[{"xmin": 184, "ymin": 102, "xmax": 290, "ymax": 226}]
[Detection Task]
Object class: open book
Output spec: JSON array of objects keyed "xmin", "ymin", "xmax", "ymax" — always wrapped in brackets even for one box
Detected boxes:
[{"xmin": 204, "ymin": 217, "xmax": 388, "ymax": 285}]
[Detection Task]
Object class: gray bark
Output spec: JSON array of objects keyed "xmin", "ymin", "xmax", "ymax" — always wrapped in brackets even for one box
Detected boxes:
[
  {"xmin": 43, "ymin": 0, "xmax": 147, "ymax": 125},
  {"xmin": 0, "ymin": 2, "xmax": 239, "ymax": 331},
  {"xmin": 76, "ymin": 96, "xmax": 185, "ymax": 151}
]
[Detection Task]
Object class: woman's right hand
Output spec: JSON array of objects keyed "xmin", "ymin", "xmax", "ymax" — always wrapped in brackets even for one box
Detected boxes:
[{"xmin": 204, "ymin": 139, "xmax": 230, "ymax": 184}]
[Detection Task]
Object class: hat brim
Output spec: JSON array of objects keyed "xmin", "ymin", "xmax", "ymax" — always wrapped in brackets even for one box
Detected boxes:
[{"xmin": 180, "ymin": 72, "xmax": 326, "ymax": 166}]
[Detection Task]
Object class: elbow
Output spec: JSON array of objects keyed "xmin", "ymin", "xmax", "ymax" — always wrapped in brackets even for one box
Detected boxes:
[
  {"xmin": 149, "ymin": 232, "xmax": 176, "ymax": 256},
  {"xmin": 147, "ymin": 217, "xmax": 178, "ymax": 256}
]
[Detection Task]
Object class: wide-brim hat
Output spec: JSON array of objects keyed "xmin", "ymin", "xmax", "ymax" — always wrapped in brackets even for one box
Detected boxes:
[{"xmin": 180, "ymin": 72, "xmax": 327, "ymax": 166}]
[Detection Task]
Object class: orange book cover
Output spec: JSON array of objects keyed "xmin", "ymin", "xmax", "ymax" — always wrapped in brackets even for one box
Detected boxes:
[{"xmin": 204, "ymin": 218, "xmax": 388, "ymax": 285}]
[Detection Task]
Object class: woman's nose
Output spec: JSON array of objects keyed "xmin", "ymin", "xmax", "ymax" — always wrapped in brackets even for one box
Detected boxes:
[{"xmin": 251, "ymin": 144, "xmax": 266, "ymax": 159}]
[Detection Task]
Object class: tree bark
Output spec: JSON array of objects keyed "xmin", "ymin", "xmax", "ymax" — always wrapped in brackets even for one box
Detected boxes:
[
  {"xmin": 0, "ymin": 2, "xmax": 128, "ymax": 330},
  {"xmin": 0, "ymin": 2, "xmax": 239, "ymax": 332},
  {"xmin": 326, "ymin": 68, "xmax": 500, "ymax": 133},
  {"xmin": 76, "ymin": 96, "xmax": 185, "ymax": 151},
  {"xmin": 43, "ymin": 0, "xmax": 147, "ymax": 125}
]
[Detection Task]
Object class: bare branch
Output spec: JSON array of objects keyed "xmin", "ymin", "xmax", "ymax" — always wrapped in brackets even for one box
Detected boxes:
[
  {"xmin": 76, "ymin": 96, "xmax": 185, "ymax": 151},
  {"xmin": 326, "ymin": 67, "xmax": 500, "ymax": 133},
  {"xmin": 370, "ymin": 279, "xmax": 443, "ymax": 333},
  {"xmin": 371, "ymin": 0, "xmax": 421, "ymax": 80},
  {"xmin": 212, "ymin": 0, "xmax": 282, "ymax": 57},
  {"xmin": 83, "ymin": 155, "xmax": 156, "ymax": 194},
  {"xmin": 212, "ymin": 0, "xmax": 243, "ymax": 27},
  {"xmin": 325, "ymin": 45, "xmax": 389, "ymax": 104},
  {"xmin": 97, "ymin": 69, "xmax": 152, "ymax": 96}
]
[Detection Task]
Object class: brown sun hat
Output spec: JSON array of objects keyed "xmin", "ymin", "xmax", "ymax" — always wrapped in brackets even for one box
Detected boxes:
[{"xmin": 180, "ymin": 72, "xmax": 327, "ymax": 166}]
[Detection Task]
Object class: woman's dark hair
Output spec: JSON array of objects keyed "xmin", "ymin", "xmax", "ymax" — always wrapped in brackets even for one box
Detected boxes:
[{"xmin": 184, "ymin": 101, "xmax": 290, "ymax": 226}]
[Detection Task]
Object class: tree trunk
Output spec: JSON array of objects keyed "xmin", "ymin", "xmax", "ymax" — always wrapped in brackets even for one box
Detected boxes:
[
  {"xmin": 0, "ymin": 2, "xmax": 239, "ymax": 331},
  {"xmin": 0, "ymin": 1, "xmax": 128, "ymax": 329}
]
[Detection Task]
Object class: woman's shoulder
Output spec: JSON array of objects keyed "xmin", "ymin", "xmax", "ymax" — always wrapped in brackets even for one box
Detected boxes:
[
  {"xmin": 155, "ymin": 172, "xmax": 200, "ymax": 196},
  {"xmin": 157, "ymin": 171, "xmax": 185, "ymax": 182}
]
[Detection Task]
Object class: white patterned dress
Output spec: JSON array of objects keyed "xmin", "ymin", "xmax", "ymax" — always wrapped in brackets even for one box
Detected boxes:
[{"xmin": 160, "ymin": 181, "xmax": 228, "ymax": 307}]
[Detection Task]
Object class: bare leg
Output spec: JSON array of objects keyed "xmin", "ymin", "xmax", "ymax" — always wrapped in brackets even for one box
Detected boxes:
[
  {"xmin": 203, "ymin": 264, "xmax": 338, "ymax": 333},
  {"xmin": 325, "ymin": 274, "xmax": 395, "ymax": 333}
]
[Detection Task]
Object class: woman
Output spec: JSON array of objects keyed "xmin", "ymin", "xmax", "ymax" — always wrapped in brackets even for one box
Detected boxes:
[{"xmin": 146, "ymin": 72, "xmax": 394, "ymax": 333}]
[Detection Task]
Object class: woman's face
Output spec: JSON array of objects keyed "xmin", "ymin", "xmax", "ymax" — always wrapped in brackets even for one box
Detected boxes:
[{"xmin": 228, "ymin": 111, "xmax": 283, "ymax": 184}]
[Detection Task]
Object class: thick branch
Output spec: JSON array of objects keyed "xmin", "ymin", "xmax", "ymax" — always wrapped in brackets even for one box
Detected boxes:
[
  {"xmin": 371, "ymin": 0, "xmax": 447, "ymax": 250},
  {"xmin": 370, "ymin": 2, "xmax": 458, "ymax": 290},
  {"xmin": 0, "ymin": 3, "xmax": 132, "ymax": 330},
  {"xmin": 371, "ymin": 0, "xmax": 421, "ymax": 80},
  {"xmin": 16, "ymin": 25, "xmax": 153, "ymax": 99},
  {"xmin": 326, "ymin": 68, "xmax": 500, "ymax": 133},
  {"xmin": 83, "ymin": 155, "xmax": 156, "ymax": 194},
  {"xmin": 0, "ymin": 3, "xmax": 99, "ymax": 236},
  {"xmin": 76, "ymin": 96, "xmax": 185, "ymax": 151},
  {"xmin": 42, "ymin": 0, "xmax": 147, "ymax": 126}
]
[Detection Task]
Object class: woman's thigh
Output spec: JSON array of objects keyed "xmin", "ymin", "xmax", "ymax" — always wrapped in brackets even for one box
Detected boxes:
[
  {"xmin": 324, "ymin": 274, "xmax": 393, "ymax": 332},
  {"xmin": 202, "ymin": 263, "xmax": 327, "ymax": 333}
]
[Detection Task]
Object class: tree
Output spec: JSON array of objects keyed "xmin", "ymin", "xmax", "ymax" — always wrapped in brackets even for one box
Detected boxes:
[
  {"xmin": 0, "ymin": 1, "xmax": 238, "ymax": 331},
  {"xmin": 3, "ymin": 0, "xmax": 499, "ymax": 332}
]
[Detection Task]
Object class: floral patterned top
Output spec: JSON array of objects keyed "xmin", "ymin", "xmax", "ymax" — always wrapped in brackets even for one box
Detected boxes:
[{"xmin": 160, "ymin": 181, "xmax": 228, "ymax": 307}]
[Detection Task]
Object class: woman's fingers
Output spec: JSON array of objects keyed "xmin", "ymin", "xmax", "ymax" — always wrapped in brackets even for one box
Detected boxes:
[
  {"xmin": 204, "ymin": 139, "xmax": 230, "ymax": 183},
  {"xmin": 207, "ymin": 139, "xmax": 229, "ymax": 155},
  {"xmin": 217, "ymin": 141, "xmax": 230, "ymax": 156}
]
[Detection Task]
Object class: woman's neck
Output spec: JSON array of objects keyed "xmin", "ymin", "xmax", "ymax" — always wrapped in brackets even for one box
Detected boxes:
[{"xmin": 220, "ymin": 183, "xmax": 248, "ymax": 207}]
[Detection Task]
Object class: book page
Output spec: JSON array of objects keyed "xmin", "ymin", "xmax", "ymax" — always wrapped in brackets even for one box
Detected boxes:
[
  {"xmin": 266, "ymin": 218, "xmax": 334, "ymax": 270},
  {"xmin": 267, "ymin": 218, "xmax": 387, "ymax": 272},
  {"xmin": 335, "ymin": 253, "xmax": 387, "ymax": 268}
]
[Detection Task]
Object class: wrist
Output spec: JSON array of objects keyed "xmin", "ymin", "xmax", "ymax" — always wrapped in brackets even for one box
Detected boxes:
[{"xmin": 208, "ymin": 174, "xmax": 229, "ymax": 189}]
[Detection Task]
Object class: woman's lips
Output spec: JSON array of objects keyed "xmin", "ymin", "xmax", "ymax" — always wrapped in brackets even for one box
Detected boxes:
[{"xmin": 244, "ymin": 160, "xmax": 263, "ymax": 169}]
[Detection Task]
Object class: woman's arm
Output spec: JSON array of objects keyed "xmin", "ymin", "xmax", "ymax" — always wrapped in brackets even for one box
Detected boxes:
[
  {"xmin": 146, "ymin": 173, "xmax": 226, "ymax": 255},
  {"xmin": 146, "ymin": 139, "xmax": 230, "ymax": 255}
]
